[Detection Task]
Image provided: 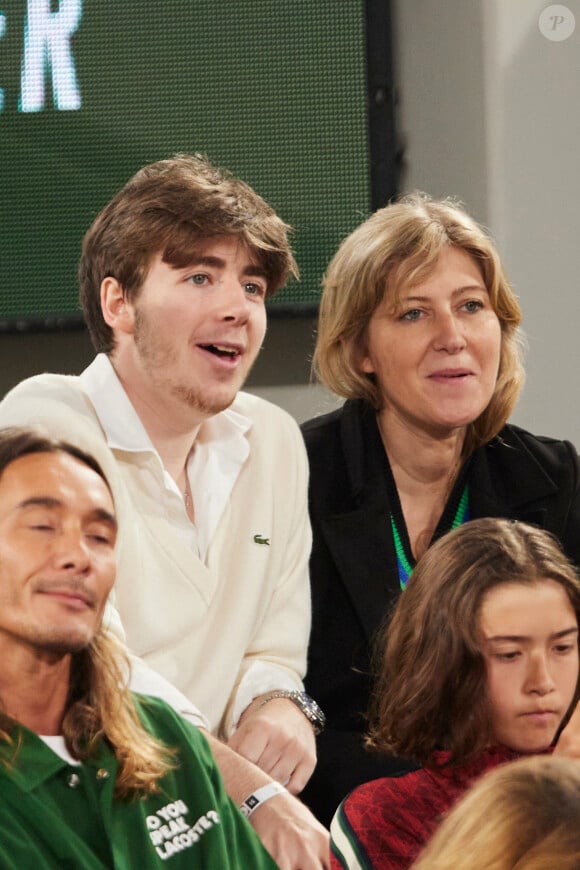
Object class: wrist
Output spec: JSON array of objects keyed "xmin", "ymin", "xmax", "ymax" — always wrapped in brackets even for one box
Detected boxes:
[
  {"xmin": 257, "ymin": 690, "xmax": 326, "ymax": 735},
  {"xmin": 239, "ymin": 781, "xmax": 287, "ymax": 818}
]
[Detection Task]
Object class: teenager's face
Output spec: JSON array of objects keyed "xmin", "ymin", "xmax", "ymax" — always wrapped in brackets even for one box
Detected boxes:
[
  {"xmin": 480, "ymin": 580, "xmax": 579, "ymax": 753},
  {"xmin": 0, "ymin": 452, "xmax": 117, "ymax": 658}
]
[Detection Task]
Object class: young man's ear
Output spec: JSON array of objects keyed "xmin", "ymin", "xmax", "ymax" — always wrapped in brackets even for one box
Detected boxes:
[{"xmin": 101, "ymin": 277, "xmax": 135, "ymax": 335}]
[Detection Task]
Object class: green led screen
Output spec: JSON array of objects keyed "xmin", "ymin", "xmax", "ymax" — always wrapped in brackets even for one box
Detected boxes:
[{"xmin": 0, "ymin": 0, "xmax": 374, "ymax": 326}]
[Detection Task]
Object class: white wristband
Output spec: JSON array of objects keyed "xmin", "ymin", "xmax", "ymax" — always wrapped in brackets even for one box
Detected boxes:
[{"xmin": 239, "ymin": 782, "xmax": 286, "ymax": 818}]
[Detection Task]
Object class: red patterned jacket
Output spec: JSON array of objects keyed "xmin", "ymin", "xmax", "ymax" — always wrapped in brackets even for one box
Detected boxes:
[{"xmin": 330, "ymin": 745, "xmax": 520, "ymax": 869}]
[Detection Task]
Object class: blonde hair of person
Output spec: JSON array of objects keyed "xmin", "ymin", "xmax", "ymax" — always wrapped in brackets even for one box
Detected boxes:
[
  {"xmin": 0, "ymin": 428, "xmax": 175, "ymax": 799},
  {"xmin": 314, "ymin": 193, "xmax": 524, "ymax": 456},
  {"xmin": 412, "ymin": 755, "xmax": 580, "ymax": 870}
]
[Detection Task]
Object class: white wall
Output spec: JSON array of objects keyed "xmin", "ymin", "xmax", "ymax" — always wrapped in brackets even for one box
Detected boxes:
[
  {"xmin": 249, "ymin": 383, "xmax": 341, "ymax": 423},
  {"xmin": 394, "ymin": 0, "xmax": 580, "ymax": 443},
  {"xmin": 484, "ymin": 0, "xmax": 580, "ymax": 442}
]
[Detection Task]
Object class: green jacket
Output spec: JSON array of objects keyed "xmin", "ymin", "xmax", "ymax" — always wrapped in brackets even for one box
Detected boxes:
[{"xmin": 0, "ymin": 695, "xmax": 277, "ymax": 869}]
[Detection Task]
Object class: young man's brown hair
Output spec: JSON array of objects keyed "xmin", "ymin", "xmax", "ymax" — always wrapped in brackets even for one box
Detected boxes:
[{"xmin": 79, "ymin": 153, "xmax": 298, "ymax": 353}]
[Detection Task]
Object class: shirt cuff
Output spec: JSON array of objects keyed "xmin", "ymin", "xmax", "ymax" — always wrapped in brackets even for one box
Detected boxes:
[{"xmin": 229, "ymin": 661, "xmax": 303, "ymax": 736}]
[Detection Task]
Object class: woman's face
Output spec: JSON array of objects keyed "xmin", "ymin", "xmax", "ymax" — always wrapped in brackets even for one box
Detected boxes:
[
  {"xmin": 480, "ymin": 579, "xmax": 579, "ymax": 753},
  {"xmin": 360, "ymin": 246, "xmax": 502, "ymax": 440}
]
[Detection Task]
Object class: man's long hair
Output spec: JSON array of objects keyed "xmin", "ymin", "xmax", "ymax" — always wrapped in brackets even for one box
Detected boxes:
[
  {"xmin": 0, "ymin": 428, "xmax": 175, "ymax": 799},
  {"xmin": 0, "ymin": 629, "xmax": 175, "ymax": 799}
]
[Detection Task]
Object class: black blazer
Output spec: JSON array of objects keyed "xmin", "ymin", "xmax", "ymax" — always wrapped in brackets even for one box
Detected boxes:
[{"xmin": 300, "ymin": 399, "xmax": 580, "ymax": 826}]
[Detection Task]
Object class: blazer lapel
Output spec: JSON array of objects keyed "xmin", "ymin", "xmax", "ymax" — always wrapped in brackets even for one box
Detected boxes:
[
  {"xmin": 320, "ymin": 506, "xmax": 400, "ymax": 643},
  {"xmin": 318, "ymin": 401, "xmax": 402, "ymax": 642}
]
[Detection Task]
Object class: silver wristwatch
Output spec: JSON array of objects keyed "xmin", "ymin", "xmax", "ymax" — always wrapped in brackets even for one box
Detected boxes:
[{"xmin": 259, "ymin": 690, "xmax": 326, "ymax": 734}]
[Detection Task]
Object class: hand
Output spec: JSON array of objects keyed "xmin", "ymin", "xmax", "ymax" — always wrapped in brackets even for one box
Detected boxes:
[
  {"xmin": 228, "ymin": 697, "xmax": 317, "ymax": 794},
  {"xmin": 250, "ymin": 789, "xmax": 330, "ymax": 870},
  {"xmin": 554, "ymin": 701, "xmax": 580, "ymax": 757},
  {"xmin": 203, "ymin": 728, "xmax": 328, "ymax": 869}
]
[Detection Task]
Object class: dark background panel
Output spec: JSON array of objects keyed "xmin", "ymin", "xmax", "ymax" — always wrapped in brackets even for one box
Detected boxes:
[{"xmin": 0, "ymin": 0, "xmax": 393, "ymax": 328}]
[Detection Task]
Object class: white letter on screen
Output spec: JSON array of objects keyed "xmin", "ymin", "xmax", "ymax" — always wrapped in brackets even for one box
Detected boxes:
[
  {"xmin": 20, "ymin": 0, "xmax": 82, "ymax": 112},
  {"xmin": 0, "ymin": 14, "xmax": 6, "ymax": 111}
]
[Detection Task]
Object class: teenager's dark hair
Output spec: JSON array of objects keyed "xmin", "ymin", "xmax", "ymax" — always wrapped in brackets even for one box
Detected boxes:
[{"xmin": 368, "ymin": 518, "xmax": 580, "ymax": 766}]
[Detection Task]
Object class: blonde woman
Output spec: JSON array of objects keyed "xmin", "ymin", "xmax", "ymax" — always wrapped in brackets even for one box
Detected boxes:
[{"xmin": 301, "ymin": 195, "xmax": 580, "ymax": 824}]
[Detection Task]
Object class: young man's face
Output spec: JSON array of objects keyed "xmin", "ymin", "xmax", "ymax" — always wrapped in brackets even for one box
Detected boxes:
[
  {"xmin": 480, "ymin": 579, "xmax": 579, "ymax": 753},
  {"xmin": 0, "ymin": 451, "xmax": 117, "ymax": 659},
  {"xmin": 111, "ymin": 235, "xmax": 269, "ymax": 424}
]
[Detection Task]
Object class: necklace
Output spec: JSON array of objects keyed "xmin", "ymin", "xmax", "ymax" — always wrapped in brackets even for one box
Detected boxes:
[
  {"xmin": 391, "ymin": 484, "xmax": 470, "ymax": 590},
  {"xmin": 183, "ymin": 475, "xmax": 193, "ymax": 512}
]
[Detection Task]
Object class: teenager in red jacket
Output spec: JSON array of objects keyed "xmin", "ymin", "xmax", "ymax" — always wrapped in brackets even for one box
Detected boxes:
[{"xmin": 330, "ymin": 518, "xmax": 580, "ymax": 869}]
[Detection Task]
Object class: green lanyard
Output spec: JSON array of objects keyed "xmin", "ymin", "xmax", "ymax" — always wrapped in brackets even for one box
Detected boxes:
[{"xmin": 391, "ymin": 484, "xmax": 470, "ymax": 590}]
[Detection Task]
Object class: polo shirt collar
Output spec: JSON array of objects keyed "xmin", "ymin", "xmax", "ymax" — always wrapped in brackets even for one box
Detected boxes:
[
  {"xmin": 79, "ymin": 354, "xmax": 156, "ymax": 455},
  {"xmin": 0, "ymin": 726, "xmax": 114, "ymax": 793},
  {"xmin": 79, "ymin": 353, "xmax": 252, "ymax": 458}
]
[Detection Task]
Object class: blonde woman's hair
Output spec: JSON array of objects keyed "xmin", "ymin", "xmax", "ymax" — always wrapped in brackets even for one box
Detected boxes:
[
  {"xmin": 313, "ymin": 193, "xmax": 524, "ymax": 455},
  {"xmin": 412, "ymin": 755, "xmax": 580, "ymax": 869}
]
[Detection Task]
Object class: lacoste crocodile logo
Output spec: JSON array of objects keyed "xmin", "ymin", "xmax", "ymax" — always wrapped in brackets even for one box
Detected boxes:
[{"xmin": 253, "ymin": 534, "xmax": 270, "ymax": 546}]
